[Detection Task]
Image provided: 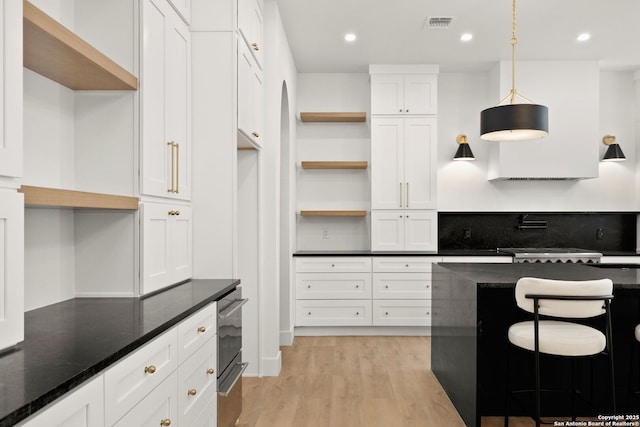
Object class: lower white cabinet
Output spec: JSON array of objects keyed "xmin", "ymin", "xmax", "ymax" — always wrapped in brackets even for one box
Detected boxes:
[
  {"xmin": 141, "ymin": 202, "xmax": 193, "ymax": 295},
  {"xmin": 373, "ymin": 300, "xmax": 431, "ymax": 326},
  {"xmin": 178, "ymin": 336, "xmax": 217, "ymax": 425},
  {"xmin": 113, "ymin": 371, "xmax": 178, "ymax": 427},
  {"xmin": 19, "ymin": 375, "xmax": 104, "ymax": 427},
  {"xmin": 295, "ymin": 273, "xmax": 372, "ymax": 300},
  {"xmin": 296, "ymin": 299, "xmax": 372, "ymax": 326},
  {"xmin": 371, "ymin": 210, "xmax": 437, "ymax": 251}
]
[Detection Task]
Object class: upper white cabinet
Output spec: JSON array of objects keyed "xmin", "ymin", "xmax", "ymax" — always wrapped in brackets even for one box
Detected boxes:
[
  {"xmin": 237, "ymin": 0, "xmax": 263, "ymax": 67},
  {"xmin": 0, "ymin": 0, "xmax": 22, "ymax": 178},
  {"xmin": 141, "ymin": 0, "xmax": 191, "ymax": 200},
  {"xmin": 140, "ymin": 202, "xmax": 192, "ymax": 295},
  {"xmin": 0, "ymin": 191, "xmax": 23, "ymax": 351},
  {"xmin": 238, "ymin": 38, "xmax": 263, "ymax": 148},
  {"xmin": 371, "ymin": 117, "xmax": 437, "ymax": 210},
  {"xmin": 370, "ymin": 74, "xmax": 437, "ymax": 115},
  {"xmin": 371, "ymin": 210, "xmax": 437, "ymax": 251}
]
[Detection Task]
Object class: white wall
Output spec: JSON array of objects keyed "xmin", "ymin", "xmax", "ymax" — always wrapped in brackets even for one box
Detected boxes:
[
  {"xmin": 263, "ymin": 0, "xmax": 298, "ymax": 375},
  {"xmin": 437, "ymin": 69, "xmax": 636, "ymax": 211}
]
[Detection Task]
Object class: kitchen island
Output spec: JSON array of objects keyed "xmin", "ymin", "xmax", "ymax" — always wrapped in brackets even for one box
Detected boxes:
[
  {"xmin": 432, "ymin": 262, "xmax": 640, "ymax": 427},
  {"xmin": 0, "ymin": 278, "xmax": 239, "ymax": 427}
]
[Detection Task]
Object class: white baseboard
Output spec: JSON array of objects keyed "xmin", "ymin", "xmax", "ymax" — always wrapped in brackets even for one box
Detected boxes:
[
  {"xmin": 260, "ymin": 350, "xmax": 282, "ymax": 377},
  {"xmin": 294, "ymin": 326, "xmax": 431, "ymax": 337},
  {"xmin": 280, "ymin": 326, "xmax": 294, "ymax": 346}
]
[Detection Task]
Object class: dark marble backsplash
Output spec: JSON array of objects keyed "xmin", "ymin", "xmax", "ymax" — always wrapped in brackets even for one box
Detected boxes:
[{"xmin": 438, "ymin": 212, "xmax": 637, "ymax": 252}]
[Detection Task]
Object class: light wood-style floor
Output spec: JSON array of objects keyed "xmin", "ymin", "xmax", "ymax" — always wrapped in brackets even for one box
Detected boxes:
[{"xmin": 238, "ymin": 335, "xmax": 576, "ymax": 427}]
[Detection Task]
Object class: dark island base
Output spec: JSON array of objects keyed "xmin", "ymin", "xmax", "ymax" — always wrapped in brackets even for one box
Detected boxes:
[{"xmin": 432, "ymin": 263, "xmax": 640, "ymax": 427}]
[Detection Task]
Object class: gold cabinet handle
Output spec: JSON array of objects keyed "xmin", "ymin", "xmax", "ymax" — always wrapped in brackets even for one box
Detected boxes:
[
  {"xmin": 355, "ymin": 285, "xmax": 359, "ymax": 288},
  {"xmin": 355, "ymin": 312, "xmax": 360, "ymax": 316},
  {"xmin": 145, "ymin": 365, "xmax": 157, "ymax": 374},
  {"xmin": 252, "ymin": 42, "xmax": 259, "ymax": 51},
  {"xmin": 175, "ymin": 210, "xmax": 180, "ymax": 215},
  {"xmin": 385, "ymin": 285, "xmax": 389, "ymax": 289},
  {"xmin": 406, "ymin": 182, "xmax": 409, "ymax": 207},
  {"xmin": 252, "ymin": 131, "xmax": 260, "ymax": 138},
  {"xmin": 308, "ymin": 312, "xmax": 311, "ymax": 315},
  {"xmin": 187, "ymin": 389, "xmax": 197, "ymax": 396},
  {"xmin": 331, "ymin": 264, "xmax": 335, "ymax": 267},
  {"xmin": 405, "ymin": 264, "xmax": 409, "ymax": 267},
  {"xmin": 167, "ymin": 141, "xmax": 174, "ymax": 193},
  {"xmin": 207, "ymin": 368, "xmax": 215, "ymax": 375},
  {"xmin": 175, "ymin": 143, "xmax": 180, "ymax": 194},
  {"xmin": 385, "ymin": 312, "xmax": 389, "ymax": 316},
  {"xmin": 307, "ymin": 285, "xmax": 311, "ymax": 288},
  {"xmin": 160, "ymin": 419, "xmax": 171, "ymax": 426},
  {"xmin": 426, "ymin": 311, "xmax": 430, "ymax": 315},
  {"xmin": 426, "ymin": 284, "xmax": 430, "ymax": 288},
  {"xmin": 197, "ymin": 326, "xmax": 206, "ymax": 333},
  {"xmin": 399, "ymin": 182, "xmax": 403, "ymax": 207}
]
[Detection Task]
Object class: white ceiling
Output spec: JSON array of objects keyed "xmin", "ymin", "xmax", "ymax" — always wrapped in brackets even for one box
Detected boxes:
[{"xmin": 273, "ymin": 0, "xmax": 640, "ymax": 73}]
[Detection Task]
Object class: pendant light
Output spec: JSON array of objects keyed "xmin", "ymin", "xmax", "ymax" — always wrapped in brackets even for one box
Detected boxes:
[{"xmin": 480, "ymin": 0, "xmax": 548, "ymax": 142}]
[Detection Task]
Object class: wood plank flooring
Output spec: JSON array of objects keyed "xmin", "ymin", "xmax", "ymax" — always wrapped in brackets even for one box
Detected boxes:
[{"xmin": 237, "ymin": 336, "xmax": 466, "ymax": 427}]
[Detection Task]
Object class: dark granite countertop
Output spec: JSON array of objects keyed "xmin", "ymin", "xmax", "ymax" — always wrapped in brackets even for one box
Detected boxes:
[
  {"xmin": 0, "ymin": 278, "xmax": 239, "ymax": 427},
  {"xmin": 293, "ymin": 250, "xmax": 639, "ymax": 257},
  {"xmin": 434, "ymin": 262, "xmax": 640, "ymax": 289}
]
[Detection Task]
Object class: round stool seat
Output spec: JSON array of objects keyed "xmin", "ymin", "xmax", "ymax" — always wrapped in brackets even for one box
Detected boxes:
[
  {"xmin": 509, "ymin": 320, "xmax": 606, "ymax": 356},
  {"xmin": 635, "ymin": 324, "xmax": 640, "ymax": 342}
]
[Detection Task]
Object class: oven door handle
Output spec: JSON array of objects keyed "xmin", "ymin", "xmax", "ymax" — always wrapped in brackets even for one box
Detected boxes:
[
  {"xmin": 218, "ymin": 361, "xmax": 249, "ymax": 397},
  {"xmin": 218, "ymin": 298, "xmax": 249, "ymax": 319}
]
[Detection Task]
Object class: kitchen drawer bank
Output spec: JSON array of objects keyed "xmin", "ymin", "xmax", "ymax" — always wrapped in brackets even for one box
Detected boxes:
[{"xmin": 0, "ymin": 279, "xmax": 239, "ymax": 427}]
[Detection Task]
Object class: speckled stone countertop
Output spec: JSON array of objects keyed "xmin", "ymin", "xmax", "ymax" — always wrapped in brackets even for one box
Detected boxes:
[{"xmin": 0, "ymin": 278, "xmax": 240, "ymax": 427}]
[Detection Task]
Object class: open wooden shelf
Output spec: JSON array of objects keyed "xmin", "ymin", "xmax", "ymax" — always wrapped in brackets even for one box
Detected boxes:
[
  {"xmin": 301, "ymin": 161, "xmax": 368, "ymax": 170},
  {"xmin": 19, "ymin": 186, "xmax": 139, "ymax": 210},
  {"xmin": 300, "ymin": 210, "xmax": 368, "ymax": 217},
  {"xmin": 23, "ymin": 0, "xmax": 138, "ymax": 90},
  {"xmin": 300, "ymin": 112, "xmax": 366, "ymax": 123}
]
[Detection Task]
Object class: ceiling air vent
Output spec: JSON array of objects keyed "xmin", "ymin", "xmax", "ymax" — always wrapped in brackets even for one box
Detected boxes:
[{"xmin": 424, "ymin": 16, "xmax": 454, "ymax": 30}]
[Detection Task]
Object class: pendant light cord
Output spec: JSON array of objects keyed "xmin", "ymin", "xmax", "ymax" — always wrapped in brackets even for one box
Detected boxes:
[{"xmin": 510, "ymin": 0, "xmax": 517, "ymax": 103}]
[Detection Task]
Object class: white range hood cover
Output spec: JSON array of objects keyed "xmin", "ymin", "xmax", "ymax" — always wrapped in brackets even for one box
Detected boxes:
[{"xmin": 487, "ymin": 61, "xmax": 600, "ymax": 180}]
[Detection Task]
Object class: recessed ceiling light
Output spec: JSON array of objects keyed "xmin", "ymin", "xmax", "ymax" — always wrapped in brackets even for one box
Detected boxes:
[
  {"xmin": 460, "ymin": 33, "xmax": 473, "ymax": 42},
  {"xmin": 344, "ymin": 33, "xmax": 356, "ymax": 42},
  {"xmin": 577, "ymin": 33, "xmax": 591, "ymax": 42}
]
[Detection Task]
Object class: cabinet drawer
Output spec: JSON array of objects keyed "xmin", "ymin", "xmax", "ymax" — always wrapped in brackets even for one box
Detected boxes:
[
  {"xmin": 373, "ymin": 256, "xmax": 436, "ymax": 272},
  {"xmin": 373, "ymin": 273, "xmax": 431, "ymax": 299},
  {"xmin": 105, "ymin": 328, "xmax": 178, "ymax": 426},
  {"xmin": 296, "ymin": 300, "xmax": 372, "ymax": 326},
  {"xmin": 295, "ymin": 257, "xmax": 371, "ymax": 273},
  {"xmin": 178, "ymin": 302, "xmax": 217, "ymax": 363},
  {"xmin": 178, "ymin": 336, "xmax": 217, "ymax": 426},
  {"xmin": 372, "ymin": 300, "xmax": 431, "ymax": 326},
  {"xmin": 296, "ymin": 273, "xmax": 372, "ymax": 299},
  {"xmin": 113, "ymin": 371, "xmax": 178, "ymax": 427}
]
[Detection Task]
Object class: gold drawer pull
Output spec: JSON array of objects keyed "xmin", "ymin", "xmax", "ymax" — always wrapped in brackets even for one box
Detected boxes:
[
  {"xmin": 307, "ymin": 285, "xmax": 311, "ymax": 288},
  {"xmin": 308, "ymin": 312, "xmax": 312, "ymax": 315},
  {"xmin": 197, "ymin": 326, "xmax": 206, "ymax": 333},
  {"xmin": 426, "ymin": 311, "xmax": 430, "ymax": 315},
  {"xmin": 207, "ymin": 368, "xmax": 215, "ymax": 375},
  {"xmin": 160, "ymin": 419, "xmax": 171, "ymax": 426},
  {"xmin": 187, "ymin": 389, "xmax": 197, "ymax": 396},
  {"xmin": 426, "ymin": 284, "xmax": 430, "ymax": 288},
  {"xmin": 144, "ymin": 365, "xmax": 157, "ymax": 374},
  {"xmin": 331, "ymin": 264, "xmax": 335, "ymax": 267},
  {"xmin": 252, "ymin": 131, "xmax": 260, "ymax": 138},
  {"xmin": 355, "ymin": 285, "xmax": 359, "ymax": 288},
  {"xmin": 385, "ymin": 285, "xmax": 389, "ymax": 289},
  {"xmin": 252, "ymin": 42, "xmax": 260, "ymax": 51},
  {"xmin": 405, "ymin": 264, "xmax": 409, "ymax": 267},
  {"xmin": 356, "ymin": 312, "xmax": 360, "ymax": 316},
  {"xmin": 385, "ymin": 312, "xmax": 389, "ymax": 316}
]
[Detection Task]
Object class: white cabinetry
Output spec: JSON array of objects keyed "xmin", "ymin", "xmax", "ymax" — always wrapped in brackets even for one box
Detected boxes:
[
  {"xmin": 0, "ymin": 0, "xmax": 22, "ymax": 178},
  {"xmin": 112, "ymin": 372, "xmax": 179, "ymax": 427},
  {"xmin": 167, "ymin": 0, "xmax": 190, "ymax": 24},
  {"xmin": 372, "ymin": 257, "xmax": 433, "ymax": 327},
  {"xmin": 295, "ymin": 257, "xmax": 372, "ymax": 326},
  {"xmin": 141, "ymin": 0, "xmax": 191, "ymax": 200},
  {"xmin": 371, "ymin": 210, "xmax": 437, "ymax": 251},
  {"xmin": 0, "ymin": 191, "xmax": 23, "ymax": 350},
  {"xmin": 371, "ymin": 117, "xmax": 437, "ymax": 210},
  {"xmin": 370, "ymin": 74, "xmax": 437, "ymax": 115},
  {"xmin": 19, "ymin": 376, "xmax": 104, "ymax": 427},
  {"xmin": 238, "ymin": 38, "xmax": 263, "ymax": 148},
  {"xmin": 178, "ymin": 337, "xmax": 217, "ymax": 426},
  {"xmin": 141, "ymin": 202, "xmax": 192, "ymax": 295},
  {"xmin": 237, "ymin": 0, "xmax": 263, "ymax": 67}
]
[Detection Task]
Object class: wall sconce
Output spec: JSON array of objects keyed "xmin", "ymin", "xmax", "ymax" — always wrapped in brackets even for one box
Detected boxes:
[
  {"xmin": 453, "ymin": 134, "xmax": 475, "ymax": 160},
  {"xmin": 602, "ymin": 135, "xmax": 626, "ymax": 161}
]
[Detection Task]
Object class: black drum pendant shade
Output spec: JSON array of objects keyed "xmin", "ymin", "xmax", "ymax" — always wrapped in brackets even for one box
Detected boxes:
[{"xmin": 480, "ymin": 104, "xmax": 548, "ymax": 142}]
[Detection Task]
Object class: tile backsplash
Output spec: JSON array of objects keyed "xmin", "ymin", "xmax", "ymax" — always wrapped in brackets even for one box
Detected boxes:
[{"xmin": 438, "ymin": 212, "xmax": 637, "ymax": 253}]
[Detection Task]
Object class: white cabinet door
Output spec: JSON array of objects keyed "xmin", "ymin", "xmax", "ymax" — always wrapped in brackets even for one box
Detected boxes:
[
  {"xmin": 372, "ymin": 300, "xmax": 431, "ymax": 326},
  {"xmin": 141, "ymin": 0, "xmax": 191, "ymax": 200},
  {"xmin": 0, "ymin": 0, "xmax": 22, "ymax": 178},
  {"xmin": 141, "ymin": 202, "xmax": 192, "ymax": 295},
  {"xmin": 178, "ymin": 337, "xmax": 217, "ymax": 426},
  {"xmin": 371, "ymin": 210, "xmax": 437, "ymax": 251},
  {"xmin": 0, "ymin": 191, "xmax": 23, "ymax": 351},
  {"xmin": 113, "ymin": 371, "xmax": 179, "ymax": 427},
  {"xmin": 296, "ymin": 273, "xmax": 372, "ymax": 300},
  {"xmin": 372, "ymin": 272, "xmax": 431, "ymax": 299},
  {"xmin": 371, "ymin": 117, "xmax": 403, "ymax": 210},
  {"xmin": 296, "ymin": 300, "xmax": 372, "ymax": 326},
  {"xmin": 237, "ymin": 40, "xmax": 263, "ymax": 147},
  {"xmin": 238, "ymin": 0, "xmax": 263, "ymax": 67},
  {"xmin": 370, "ymin": 74, "xmax": 437, "ymax": 115},
  {"xmin": 19, "ymin": 376, "xmax": 104, "ymax": 427},
  {"xmin": 167, "ymin": 0, "xmax": 190, "ymax": 24},
  {"xmin": 404, "ymin": 117, "xmax": 437, "ymax": 209},
  {"xmin": 404, "ymin": 211, "xmax": 437, "ymax": 251}
]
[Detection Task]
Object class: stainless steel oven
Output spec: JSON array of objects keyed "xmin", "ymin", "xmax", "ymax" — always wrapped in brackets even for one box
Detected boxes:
[{"xmin": 217, "ymin": 286, "xmax": 248, "ymax": 427}]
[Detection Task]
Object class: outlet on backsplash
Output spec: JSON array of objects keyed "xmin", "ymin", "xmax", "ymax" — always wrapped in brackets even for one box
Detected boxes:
[
  {"xmin": 463, "ymin": 228, "xmax": 472, "ymax": 240},
  {"xmin": 322, "ymin": 228, "xmax": 329, "ymax": 239},
  {"xmin": 596, "ymin": 228, "xmax": 605, "ymax": 240}
]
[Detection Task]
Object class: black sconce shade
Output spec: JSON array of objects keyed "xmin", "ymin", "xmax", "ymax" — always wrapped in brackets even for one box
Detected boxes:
[
  {"xmin": 602, "ymin": 143, "xmax": 626, "ymax": 161},
  {"xmin": 454, "ymin": 143, "xmax": 475, "ymax": 160}
]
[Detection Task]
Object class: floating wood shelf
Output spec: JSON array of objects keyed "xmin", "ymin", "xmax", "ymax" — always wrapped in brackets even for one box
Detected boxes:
[
  {"xmin": 300, "ymin": 112, "xmax": 366, "ymax": 123},
  {"xmin": 301, "ymin": 161, "xmax": 368, "ymax": 170},
  {"xmin": 300, "ymin": 210, "xmax": 368, "ymax": 217},
  {"xmin": 23, "ymin": 0, "xmax": 138, "ymax": 90},
  {"xmin": 19, "ymin": 186, "xmax": 139, "ymax": 210}
]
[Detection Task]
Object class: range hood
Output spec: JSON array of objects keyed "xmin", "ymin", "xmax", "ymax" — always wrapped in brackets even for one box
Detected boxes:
[{"xmin": 487, "ymin": 61, "xmax": 600, "ymax": 180}]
